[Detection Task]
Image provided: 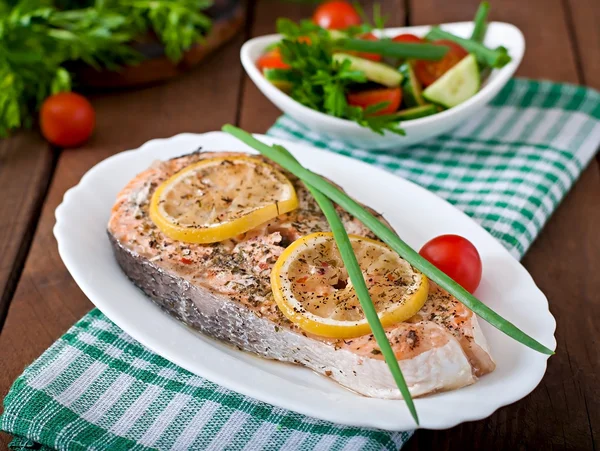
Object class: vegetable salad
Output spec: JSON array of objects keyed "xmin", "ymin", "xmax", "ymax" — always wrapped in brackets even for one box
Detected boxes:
[{"xmin": 256, "ymin": 1, "xmax": 510, "ymax": 135}]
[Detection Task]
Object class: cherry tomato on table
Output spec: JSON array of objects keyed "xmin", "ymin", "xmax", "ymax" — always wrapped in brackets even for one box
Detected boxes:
[
  {"xmin": 347, "ymin": 87, "xmax": 402, "ymax": 115},
  {"xmin": 392, "ymin": 33, "xmax": 423, "ymax": 44},
  {"xmin": 40, "ymin": 92, "xmax": 95, "ymax": 148},
  {"xmin": 414, "ymin": 39, "xmax": 468, "ymax": 87},
  {"xmin": 256, "ymin": 48, "xmax": 290, "ymax": 72},
  {"xmin": 313, "ymin": 0, "xmax": 361, "ymax": 30},
  {"xmin": 419, "ymin": 234, "xmax": 482, "ymax": 294}
]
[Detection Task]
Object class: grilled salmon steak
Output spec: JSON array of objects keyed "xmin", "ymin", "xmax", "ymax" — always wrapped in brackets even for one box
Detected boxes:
[{"xmin": 108, "ymin": 150, "xmax": 495, "ymax": 399}]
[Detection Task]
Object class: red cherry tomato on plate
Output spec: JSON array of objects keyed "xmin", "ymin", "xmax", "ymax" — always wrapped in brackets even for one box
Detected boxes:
[
  {"xmin": 392, "ymin": 33, "xmax": 423, "ymax": 44},
  {"xmin": 346, "ymin": 32, "xmax": 382, "ymax": 62},
  {"xmin": 414, "ymin": 39, "xmax": 468, "ymax": 87},
  {"xmin": 257, "ymin": 49, "xmax": 290, "ymax": 72},
  {"xmin": 313, "ymin": 0, "xmax": 361, "ymax": 30},
  {"xmin": 347, "ymin": 87, "xmax": 402, "ymax": 115},
  {"xmin": 40, "ymin": 92, "xmax": 95, "ymax": 148},
  {"xmin": 419, "ymin": 234, "xmax": 482, "ymax": 294}
]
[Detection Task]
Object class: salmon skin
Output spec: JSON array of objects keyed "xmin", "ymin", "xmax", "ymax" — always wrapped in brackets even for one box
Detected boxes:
[{"xmin": 108, "ymin": 150, "xmax": 495, "ymax": 399}]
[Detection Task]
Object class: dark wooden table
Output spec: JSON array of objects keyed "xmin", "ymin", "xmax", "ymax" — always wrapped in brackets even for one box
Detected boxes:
[{"xmin": 1, "ymin": 0, "xmax": 599, "ymax": 449}]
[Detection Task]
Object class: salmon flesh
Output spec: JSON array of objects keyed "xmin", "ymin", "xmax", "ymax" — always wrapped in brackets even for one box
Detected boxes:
[{"xmin": 108, "ymin": 150, "xmax": 495, "ymax": 399}]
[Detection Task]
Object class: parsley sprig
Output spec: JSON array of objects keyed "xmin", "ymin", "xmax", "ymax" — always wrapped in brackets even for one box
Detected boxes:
[
  {"xmin": 275, "ymin": 19, "xmax": 405, "ymax": 136},
  {"xmin": 0, "ymin": 0, "xmax": 212, "ymax": 137}
]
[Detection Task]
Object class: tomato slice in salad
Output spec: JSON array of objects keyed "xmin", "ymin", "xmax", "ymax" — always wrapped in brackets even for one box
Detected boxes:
[
  {"xmin": 414, "ymin": 39, "xmax": 468, "ymax": 87},
  {"xmin": 392, "ymin": 33, "xmax": 423, "ymax": 44},
  {"xmin": 256, "ymin": 49, "xmax": 290, "ymax": 72},
  {"xmin": 347, "ymin": 87, "xmax": 402, "ymax": 115},
  {"xmin": 347, "ymin": 32, "xmax": 382, "ymax": 62},
  {"xmin": 313, "ymin": 0, "xmax": 362, "ymax": 30}
]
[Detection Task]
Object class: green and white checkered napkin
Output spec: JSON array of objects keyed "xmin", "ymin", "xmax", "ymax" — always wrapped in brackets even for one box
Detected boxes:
[{"xmin": 2, "ymin": 79, "xmax": 599, "ymax": 450}]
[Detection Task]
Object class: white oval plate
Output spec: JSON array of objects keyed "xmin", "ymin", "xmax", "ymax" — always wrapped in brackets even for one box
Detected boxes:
[
  {"xmin": 241, "ymin": 22, "xmax": 525, "ymax": 149},
  {"xmin": 54, "ymin": 132, "xmax": 555, "ymax": 431}
]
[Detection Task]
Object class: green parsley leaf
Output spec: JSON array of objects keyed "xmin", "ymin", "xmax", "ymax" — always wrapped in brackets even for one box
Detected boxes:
[
  {"xmin": 0, "ymin": 0, "xmax": 212, "ymax": 137},
  {"xmin": 272, "ymin": 19, "xmax": 405, "ymax": 136}
]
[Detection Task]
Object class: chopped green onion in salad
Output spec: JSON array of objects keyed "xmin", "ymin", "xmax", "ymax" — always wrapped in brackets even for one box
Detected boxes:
[{"xmin": 256, "ymin": 1, "xmax": 511, "ymax": 135}]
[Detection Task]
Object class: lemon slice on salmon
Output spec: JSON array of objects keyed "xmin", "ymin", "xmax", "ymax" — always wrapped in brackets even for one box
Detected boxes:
[
  {"xmin": 271, "ymin": 232, "xmax": 429, "ymax": 338},
  {"xmin": 149, "ymin": 156, "xmax": 298, "ymax": 243}
]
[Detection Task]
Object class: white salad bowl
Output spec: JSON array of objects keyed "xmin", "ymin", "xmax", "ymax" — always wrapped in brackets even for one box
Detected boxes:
[{"xmin": 241, "ymin": 21, "xmax": 525, "ymax": 149}]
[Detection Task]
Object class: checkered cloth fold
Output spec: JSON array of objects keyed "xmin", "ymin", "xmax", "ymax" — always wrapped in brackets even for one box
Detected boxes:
[{"xmin": 1, "ymin": 79, "xmax": 599, "ymax": 450}]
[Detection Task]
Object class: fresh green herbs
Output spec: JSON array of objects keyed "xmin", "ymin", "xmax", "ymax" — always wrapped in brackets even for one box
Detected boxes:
[
  {"xmin": 271, "ymin": 142, "xmax": 419, "ymax": 424},
  {"xmin": 223, "ymin": 125, "xmax": 555, "ymax": 357},
  {"xmin": 275, "ymin": 28, "xmax": 405, "ymax": 135},
  {"xmin": 426, "ymin": 26, "xmax": 511, "ymax": 68},
  {"xmin": 335, "ymin": 38, "xmax": 449, "ymax": 60},
  {"xmin": 265, "ymin": 1, "xmax": 510, "ymax": 133},
  {"xmin": 0, "ymin": 0, "xmax": 212, "ymax": 137},
  {"xmin": 470, "ymin": 1, "xmax": 490, "ymax": 43},
  {"xmin": 352, "ymin": 2, "xmax": 387, "ymax": 31}
]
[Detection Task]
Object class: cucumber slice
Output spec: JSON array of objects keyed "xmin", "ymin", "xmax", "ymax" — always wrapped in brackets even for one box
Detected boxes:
[
  {"xmin": 333, "ymin": 53, "xmax": 403, "ymax": 88},
  {"xmin": 395, "ymin": 104, "xmax": 438, "ymax": 121},
  {"xmin": 399, "ymin": 62, "xmax": 425, "ymax": 108},
  {"xmin": 422, "ymin": 54, "xmax": 480, "ymax": 108},
  {"xmin": 328, "ymin": 30, "xmax": 347, "ymax": 40}
]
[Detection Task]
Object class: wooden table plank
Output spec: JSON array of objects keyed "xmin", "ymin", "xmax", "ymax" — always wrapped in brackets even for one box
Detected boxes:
[
  {"xmin": 0, "ymin": 135, "xmax": 54, "ymax": 331},
  {"xmin": 566, "ymin": 0, "xmax": 600, "ymax": 90},
  {"xmin": 565, "ymin": 0, "xmax": 600, "ymax": 172},
  {"xmin": 410, "ymin": 0, "xmax": 581, "ymax": 82},
  {"xmin": 0, "ymin": 31, "xmax": 247, "ymax": 449}
]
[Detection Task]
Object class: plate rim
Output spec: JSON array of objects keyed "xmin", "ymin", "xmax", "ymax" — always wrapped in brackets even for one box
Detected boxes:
[{"xmin": 54, "ymin": 131, "xmax": 556, "ymax": 431}]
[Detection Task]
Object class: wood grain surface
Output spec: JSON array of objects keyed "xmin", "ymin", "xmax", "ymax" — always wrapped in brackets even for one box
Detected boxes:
[
  {"xmin": 1, "ymin": 0, "xmax": 598, "ymax": 449},
  {"xmin": 0, "ymin": 134, "xmax": 54, "ymax": 331}
]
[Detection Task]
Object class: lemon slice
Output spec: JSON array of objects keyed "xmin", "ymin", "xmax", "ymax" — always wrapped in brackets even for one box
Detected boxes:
[
  {"xmin": 271, "ymin": 232, "xmax": 429, "ymax": 338},
  {"xmin": 149, "ymin": 156, "xmax": 298, "ymax": 243}
]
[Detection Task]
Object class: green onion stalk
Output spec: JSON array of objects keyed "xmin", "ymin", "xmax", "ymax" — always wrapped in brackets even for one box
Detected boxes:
[
  {"xmin": 272, "ymin": 144, "xmax": 419, "ymax": 424},
  {"xmin": 222, "ymin": 125, "xmax": 553, "ymax": 357}
]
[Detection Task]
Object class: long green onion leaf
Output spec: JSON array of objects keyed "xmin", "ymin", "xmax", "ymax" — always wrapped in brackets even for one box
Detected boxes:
[
  {"xmin": 425, "ymin": 26, "xmax": 511, "ymax": 68},
  {"xmin": 335, "ymin": 38, "xmax": 448, "ymax": 60},
  {"xmin": 272, "ymin": 144, "xmax": 419, "ymax": 424},
  {"xmin": 222, "ymin": 125, "xmax": 554, "ymax": 356},
  {"xmin": 471, "ymin": 1, "xmax": 490, "ymax": 43}
]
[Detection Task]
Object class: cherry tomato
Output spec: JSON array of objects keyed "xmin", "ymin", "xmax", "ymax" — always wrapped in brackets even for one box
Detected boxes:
[
  {"xmin": 256, "ymin": 49, "xmax": 290, "ymax": 72},
  {"xmin": 347, "ymin": 88, "xmax": 402, "ymax": 115},
  {"xmin": 419, "ymin": 234, "xmax": 482, "ymax": 294},
  {"xmin": 40, "ymin": 92, "xmax": 95, "ymax": 148},
  {"xmin": 347, "ymin": 32, "xmax": 382, "ymax": 62},
  {"xmin": 313, "ymin": 1, "xmax": 361, "ymax": 30},
  {"xmin": 392, "ymin": 33, "xmax": 423, "ymax": 44},
  {"xmin": 414, "ymin": 39, "xmax": 468, "ymax": 87}
]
